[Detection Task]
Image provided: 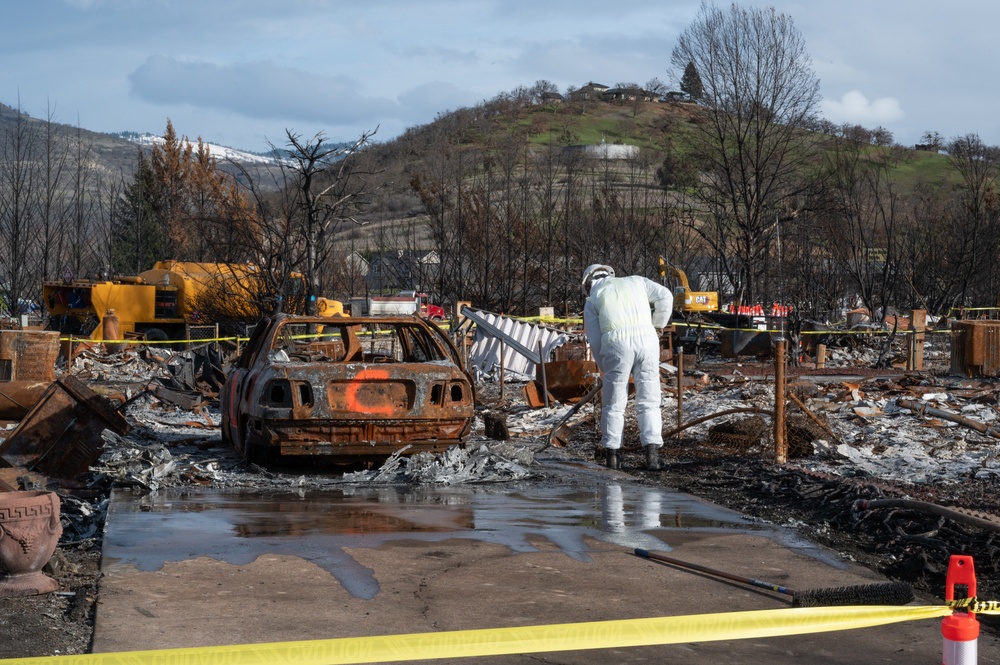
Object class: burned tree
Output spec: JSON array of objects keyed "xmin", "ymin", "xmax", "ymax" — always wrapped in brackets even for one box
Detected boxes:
[
  {"xmin": 0, "ymin": 102, "xmax": 40, "ymax": 317},
  {"xmin": 671, "ymin": 2, "xmax": 821, "ymax": 304},
  {"xmin": 822, "ymin": 135, "xmax": 905, "ymax": 355},
  {"xmin": 282, "ymin": 129, "xmax": 377, "ymax": 315}
]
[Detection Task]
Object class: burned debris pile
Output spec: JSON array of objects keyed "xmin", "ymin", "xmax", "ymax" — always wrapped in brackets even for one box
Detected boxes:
[
  {"xmin": 342, "ymin": 441, "xmax": 537, "ymax": 484},
  {"xmin": 7, "ymin": 306, "xmax": 1000, "ymax": 654}
]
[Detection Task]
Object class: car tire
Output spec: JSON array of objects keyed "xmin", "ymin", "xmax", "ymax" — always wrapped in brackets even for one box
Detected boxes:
[{"xmin": 143, "ymin": 328, "xmax": 169, "ymax": 342}]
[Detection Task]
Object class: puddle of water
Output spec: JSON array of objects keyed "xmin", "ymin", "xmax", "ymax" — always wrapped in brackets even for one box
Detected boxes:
[{"xmin": 103, "ymin": 478, "xmax": 824, "ymax": 600}]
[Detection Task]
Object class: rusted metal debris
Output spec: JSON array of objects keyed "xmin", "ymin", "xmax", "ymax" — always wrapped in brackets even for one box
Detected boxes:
[
  {"xmin": 950, "ymin": 320, "xmax": 1000, "ymax": 377},
  {"xmin": 719, "ymin": 329, "xmax": 773, "ymax": 358},
  {"xmin": 0, "ymin": 330, "xmax": 59, "ymax": 381},
  {"xmin": 0, "ymin": 331, "xmax": 63, "ymax": 420},
  {"xmin": 221, "ymin": 315, "xmax": 476, "ymax": 466},
  {"xmin": 0, "ymin": 376, "xmax": 130, "ymax": 480},
  {"xmin": 0, "ymin": 382, "xmax": 54, "ymax": 420},
  {"xmin": 523, "ymin": 359, "xmax": 600, "ymax": 407},
  {"xmin": 482, "ymin": 411, "xmax": 510, "ymax": 441}
]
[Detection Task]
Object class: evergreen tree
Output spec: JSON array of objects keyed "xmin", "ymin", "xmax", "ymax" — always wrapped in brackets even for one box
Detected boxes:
[
  {"xmin": 111, "ymin": 151, "xmax": 169, "ymax": 274},
  {"xmin": 680, "ymin": 61, "xmax": 703, "ymax": 101}
]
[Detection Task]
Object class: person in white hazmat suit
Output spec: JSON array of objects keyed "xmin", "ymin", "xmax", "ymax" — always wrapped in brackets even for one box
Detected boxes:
[{"xmin": 582, "ymin": 264, "xmax": 673, "ymax": 470}]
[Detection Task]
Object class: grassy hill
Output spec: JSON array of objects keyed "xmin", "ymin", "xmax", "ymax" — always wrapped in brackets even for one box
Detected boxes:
[{"xmin": 0, "ymin": 101, "xmax": 142, "ymax": 176}]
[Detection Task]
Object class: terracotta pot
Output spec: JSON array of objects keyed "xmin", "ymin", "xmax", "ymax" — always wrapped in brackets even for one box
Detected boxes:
[{"xmin": 0, "ymin": 491, "xmax": 62, "ymax": 596}]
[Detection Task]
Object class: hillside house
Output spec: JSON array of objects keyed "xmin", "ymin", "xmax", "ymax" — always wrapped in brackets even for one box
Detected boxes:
[
  {"xmin": 601, "ymin": 86, "xmax": 656, "ymax": 102},
  {"xmin": 568, "ymin": 82, "xmax": 609, "ymax": 101}
]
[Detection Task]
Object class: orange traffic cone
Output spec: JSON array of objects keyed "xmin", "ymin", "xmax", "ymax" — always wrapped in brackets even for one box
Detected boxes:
[{"xmin": 942, "ymin": 555, "xmax": 979, "ymax": 665}]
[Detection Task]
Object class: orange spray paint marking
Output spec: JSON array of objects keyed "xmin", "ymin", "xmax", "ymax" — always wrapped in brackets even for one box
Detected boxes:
[{"xmin": 345, "ymin": 367, "xmax": 395, "ymax": 415}]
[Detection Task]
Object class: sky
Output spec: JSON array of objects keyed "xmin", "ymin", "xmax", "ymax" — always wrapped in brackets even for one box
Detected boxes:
[{"xmin": 2, "ymin": 0, "xmax": 999, "ymax": 153}]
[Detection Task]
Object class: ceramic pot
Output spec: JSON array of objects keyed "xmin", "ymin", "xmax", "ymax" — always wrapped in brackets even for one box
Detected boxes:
[{"xmin": 0, "ymin": 490, "xmax": 62, "ymax": 596}]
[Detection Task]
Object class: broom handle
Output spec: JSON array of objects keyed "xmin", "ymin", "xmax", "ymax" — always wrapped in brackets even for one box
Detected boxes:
[{"xmin": 634, "ymin": 548, "xmax": 796, "ymax": 597}]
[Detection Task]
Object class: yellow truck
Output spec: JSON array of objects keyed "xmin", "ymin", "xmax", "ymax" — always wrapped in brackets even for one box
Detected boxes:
[{"xmin": 43, "ymin": 261, "xmax": 342, "ymax": 341}]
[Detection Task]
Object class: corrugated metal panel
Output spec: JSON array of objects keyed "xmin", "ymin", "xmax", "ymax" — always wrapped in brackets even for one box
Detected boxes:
[{"xmin": 464, "ymin": 308, "xmax": 571, "ymax": 381}]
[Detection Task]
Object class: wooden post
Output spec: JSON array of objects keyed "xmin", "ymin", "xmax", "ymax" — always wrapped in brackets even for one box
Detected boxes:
[
  {"xmin": 815, "ymin": 343, "xmax": 826, "ymax": 369},
  {"xmin": 676, "ymin": 348, "xmax": 684, "ymax": 445},
  {"xmin": 910, "ymin": 309, "xmax": 926, "ymax": 371},
  {"xmin": 774, "ymin": 338, "xmax": 787, "ymax": 464}
]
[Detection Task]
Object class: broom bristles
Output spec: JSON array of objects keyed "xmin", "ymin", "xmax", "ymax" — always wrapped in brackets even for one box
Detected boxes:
[{"xmin": 792, "ymin": 581, "xmax": 915, "ymax": 607}]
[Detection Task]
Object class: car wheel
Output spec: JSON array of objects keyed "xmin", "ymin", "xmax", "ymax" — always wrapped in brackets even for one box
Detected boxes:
[{"xmin": 143, "ymin": 328, "xmax": 169, "ymax": 342}]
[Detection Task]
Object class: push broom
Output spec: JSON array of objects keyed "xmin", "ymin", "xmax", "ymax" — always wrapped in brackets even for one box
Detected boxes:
[{"xmin": 634, "ymin": 548, "xmax": 914, "ymax": 607}]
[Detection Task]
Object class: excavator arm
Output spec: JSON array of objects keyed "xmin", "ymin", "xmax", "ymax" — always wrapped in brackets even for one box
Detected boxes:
[{"xmin": 657, "ymin": 257, "xmax": 718, "ymax": 313}]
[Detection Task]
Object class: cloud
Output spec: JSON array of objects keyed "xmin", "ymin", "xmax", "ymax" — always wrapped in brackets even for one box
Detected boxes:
[
  {"xmin": 397, "ymin": 81, "xmax": 483, "ymax": 120},
  {"xmin": 820, "ymin": 90, "xmax": 903, "ymax": 126},
  {"xmin": 397, "ymin": 46, "xmax": 480, "ymax": 67},
  {"xmin": 128, "ymin": 55, "xmax": 401, "ymax": 126}
]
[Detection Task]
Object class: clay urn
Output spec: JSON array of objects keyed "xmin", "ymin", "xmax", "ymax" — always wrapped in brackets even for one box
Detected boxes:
[{"xmin": 0, "ymin": 490, "xmax": 62, "ymax": 596}]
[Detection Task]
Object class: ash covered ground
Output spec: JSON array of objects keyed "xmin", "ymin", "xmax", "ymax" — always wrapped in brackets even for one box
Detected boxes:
[{"xmin": 6, "ymin": 332, "xmax": 1000, "ymax": 658}]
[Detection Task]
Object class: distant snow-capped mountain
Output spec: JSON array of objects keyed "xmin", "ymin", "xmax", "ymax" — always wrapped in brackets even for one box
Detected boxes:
[{"xmin": 116, "ymin": 132, "xmax": 276, "ymax": 165}]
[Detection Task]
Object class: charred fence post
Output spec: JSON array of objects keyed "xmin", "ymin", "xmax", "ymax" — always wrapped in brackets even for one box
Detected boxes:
[
  {"xmin": 676, "ymin": 348, "xmax": 684, "ymax": 445},
  {"xmin": 774, "ymin": 338, "xmax": 787, "ymax": 464}
]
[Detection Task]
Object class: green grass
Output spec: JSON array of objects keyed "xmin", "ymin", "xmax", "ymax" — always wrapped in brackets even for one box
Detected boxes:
[{"xmin": 889, "ymin": 149, "xmax": 957, "ymax": 191}]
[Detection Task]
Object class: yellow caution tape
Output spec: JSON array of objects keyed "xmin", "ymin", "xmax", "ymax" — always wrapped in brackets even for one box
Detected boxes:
[
  {"xmin": 948, "ymin": 307, "xmax": 1000, "ymax": 316},
  {"xmin": 0, "ymin": 605, "xmax": 963, "ymax": 665},
  {"xmin": 65, "ymin": 319, "xmax": 952, "ymax": 345},
  {"xmin": 515, "ymin": 315, "xmax": 584, "ymax": 325},
  {"xmin": 949, "ymin": 597, "xmax": 1000, "ymax": 613},
  {"xmin": 59, "ymin": 336, "xmax": 245, "ymax": 346},
  {"xmin": 61, "ymin": 321, "xmax": 455, "ymax": 346},
  {"xmin": 670, "ymin": 321, "xmax": 950, "ymax": 336}
]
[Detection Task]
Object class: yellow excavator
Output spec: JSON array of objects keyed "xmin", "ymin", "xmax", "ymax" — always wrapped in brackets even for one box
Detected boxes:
[{"xmin": 657, "ymin": 257, "xmax": 719, "ymax": 313}]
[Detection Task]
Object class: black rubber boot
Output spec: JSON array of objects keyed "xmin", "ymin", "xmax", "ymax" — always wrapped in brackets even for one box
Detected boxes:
[
  {"xmin": 644, "ymin": 445, "xmax": 662, "ymax": 470},
  {"xmin": 605, "ymin": 449, "xmax": 619, "ymax": 470}
]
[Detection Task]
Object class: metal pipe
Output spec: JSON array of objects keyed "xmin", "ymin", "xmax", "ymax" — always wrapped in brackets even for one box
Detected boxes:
[
  {"xmin": 538, "ymin": 340, "xmax": 549, "ymax": 408},
  {"xmin": 676, "ymin": 349, "xmax": 684, "ymax": 445},
  {"xmin": 499, "ymin": 339, "xmax": 505, "ymax": 402},
  {"xmin": 774, "ymin": 338, "xmax": 787, "ymax": 463},
  {"xmin": 897, "ymin": 398, "xmax": 1000, "ymax": 439}
]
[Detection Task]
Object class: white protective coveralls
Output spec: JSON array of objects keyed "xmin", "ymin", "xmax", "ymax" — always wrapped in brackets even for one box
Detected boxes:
[{"xmin": 583, "ymin": 274, "xmax": 673, "ymax": 451}]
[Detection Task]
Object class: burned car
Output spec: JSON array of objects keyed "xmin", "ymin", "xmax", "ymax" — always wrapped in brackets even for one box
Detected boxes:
[{"xmin": 221, "ymin": 314, "xmax": 475, "ymax": 465}]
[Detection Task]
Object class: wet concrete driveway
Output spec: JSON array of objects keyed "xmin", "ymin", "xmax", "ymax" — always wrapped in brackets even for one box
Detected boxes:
[{"xmin": 93, "ymin": 460, "xmax": 1000, "ymax": 663}]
